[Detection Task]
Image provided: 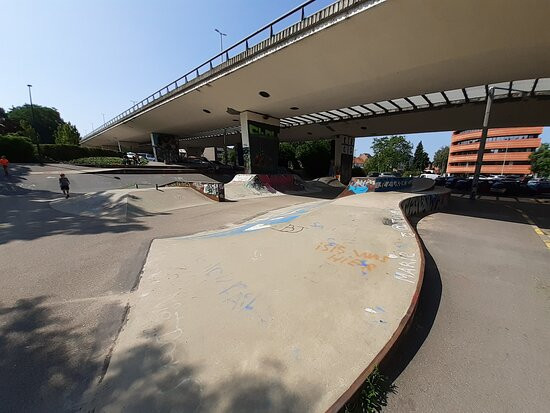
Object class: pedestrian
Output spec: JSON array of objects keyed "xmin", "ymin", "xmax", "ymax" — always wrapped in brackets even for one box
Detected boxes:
[
  {"xmin": 0, "ymin": 155, "xmax": 9, "ymax": 177},
  {"xmin": 59, "ymin": 173, "xmax": 70, "ymax": 198}
]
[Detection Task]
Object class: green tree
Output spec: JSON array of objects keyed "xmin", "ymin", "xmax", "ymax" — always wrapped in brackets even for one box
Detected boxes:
[
  {"xmin": 433, "ymin": 145, "xmax": 450, "ymax": 173},
  {"xmin": 0, "ymin": 107, "xmax": 23, "ymax": 135},
  {"xmin": 530, "ymin": 143, "xmax": 550, "ymax": 177},
  {"xmin": 54, "ymin": 122, "xmax": 81, "ymax": 145},
  {"xmin": 369, "ymin": 135, "xmax": 413, "ymax": 172},
  {"xmin": 19, "ymin": 120, "xmax": 38, "ymax": 143},
  {"xmin": 412, "ymin": 141, "xmax": 430, "ymax": 172},
  {"xmin": 278, "ymin": 142, "xmax": 298, "ymax": 168},
  {"xmin": 294, "ymin": 140, "xmax": 331, "ymax": 178},
  {"xmin": 7, "ymin": 104, "xmax": 64, "ymax": 144}
]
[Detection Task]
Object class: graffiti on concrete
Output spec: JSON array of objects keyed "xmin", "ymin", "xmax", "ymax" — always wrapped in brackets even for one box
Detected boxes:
[
  {"xmin": 390, "ymin": 251, "xmax": 417, "ymax": 284},
  {"xmin": 203, "ymin": 263, "xmax": 267, "ymax": 323},
  {"xmin": 166, "ymin": 181, "xmax": 225, "ymax": 201},
  {"xmin": 348, "ymin": 179, "xmax": 369, "ymax": 194},
  {"xmin": 374, "ymin": 177, "xmax": 412, "ymax": 191},
  {"xmin": 315, "ymin": 241, "xmax": 390, "ymax": 275},
  {"xmin": 389, "ymin": 209, "xmax": 414, "ymax": 238},
  {"xmin": 270, "ymin": 223, "xmax": 305, "ymax": 233},
  {"xmin": 258, "ymin": 174, "xmax": 305, "ymax": 191},
  {"xmin": 343, "ymin": 177, "xmax": 412, "ymax": 196},
  {"xmin": 400, "ymin": 191, "xmax": 450, "ymax": 217}
]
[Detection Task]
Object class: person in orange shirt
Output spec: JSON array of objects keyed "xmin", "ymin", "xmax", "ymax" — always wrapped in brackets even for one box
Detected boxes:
[{"xmin": 0, "ymin": 155, "xmax": 8, "ymax": 177}]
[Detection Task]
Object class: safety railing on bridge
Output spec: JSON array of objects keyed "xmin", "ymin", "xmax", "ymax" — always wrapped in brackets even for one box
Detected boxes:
[{"xmin": 84, "ymin": 0, "xmax": 375, "ymax": 140}]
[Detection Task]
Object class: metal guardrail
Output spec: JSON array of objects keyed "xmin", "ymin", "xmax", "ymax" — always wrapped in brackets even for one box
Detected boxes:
[{"xmin": 85, "ymin": 0, "xmax": 346, "ymax": 139}]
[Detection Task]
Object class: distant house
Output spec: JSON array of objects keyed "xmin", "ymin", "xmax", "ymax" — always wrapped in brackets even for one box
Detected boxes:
[{"xmin": 353, "ymin": 153, "xmax": 371, "ymax": 168}]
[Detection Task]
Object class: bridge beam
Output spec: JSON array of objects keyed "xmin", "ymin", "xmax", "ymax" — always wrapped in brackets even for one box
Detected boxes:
[{"xmin": 240, "ymin": 111, "xmax": 280, "ymax": 174}]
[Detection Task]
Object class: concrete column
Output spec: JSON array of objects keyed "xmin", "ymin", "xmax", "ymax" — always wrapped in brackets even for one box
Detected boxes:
[
  {"xmin": 240, "ymin": 111, "xmax": 280, "ymax": 174},
  {"xmin": 151, "ymin": 133, "xmax": 179, "ymax": 164},
  {"xmin": 333, "ymin": 135, "xmax": 355, "ymax": 184},
  {"xmin": 150, "ymin": 133, "xmax": 158, "ymax": 162}
]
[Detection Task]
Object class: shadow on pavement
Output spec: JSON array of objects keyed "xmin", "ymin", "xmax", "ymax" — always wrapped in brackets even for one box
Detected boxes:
[
  {"xmin": 442, "ymin": 197, "xmax": 550, "ymax": 230},
  {"xmin": 88, "ymin": 328, "xmax": 320, "ymax": 412},
  {"xmin": 378, "ymin": 228, "xmax": 443, "ymax": 385},
  {"xmin": 0, "ymin": 296, "xmax": 125, "ymax": 412},
  {"xmin": 0, "ymin": 187, "xmax": 150, "ymax": 245}
]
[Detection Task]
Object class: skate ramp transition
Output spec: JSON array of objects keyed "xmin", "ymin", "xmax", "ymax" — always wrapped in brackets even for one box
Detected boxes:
[
  {"xmin": 224, "ymin": 173, "xmax": 308, "ymax": 200},
  {"xmin": 88, "ymin": 183, "xmax": 450, "ymax": 412},
  {"xmin": 50, "ymin": 187, "xmax": 214, "ymax": 218}
]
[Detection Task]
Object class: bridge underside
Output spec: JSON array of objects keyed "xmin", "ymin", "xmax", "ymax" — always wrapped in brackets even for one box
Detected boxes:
[{"xmin": 82, "ymin": 0, "xmax": 550, "ymax": 151}]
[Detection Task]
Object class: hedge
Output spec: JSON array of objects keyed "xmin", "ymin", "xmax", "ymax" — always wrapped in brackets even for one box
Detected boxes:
[
  {"xmin": 0, "ymin": 135, "xmax": 36, "ymax": 162},
  {"xmin": 68, "ymin": 157, "xmax": 127, "ymax": 167},
  {"xmin": 39, "ymin": 144, "xmax": 122, "ymax": 161}
]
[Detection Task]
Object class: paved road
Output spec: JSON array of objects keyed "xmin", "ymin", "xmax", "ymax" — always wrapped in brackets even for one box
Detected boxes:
[
  {"xmin": 385, "ymin": 197, "xmax": 550, "ymax": 413},
  {"xmin": 0, "ymin": 164, "xmax": 331, "ymax": 412}
]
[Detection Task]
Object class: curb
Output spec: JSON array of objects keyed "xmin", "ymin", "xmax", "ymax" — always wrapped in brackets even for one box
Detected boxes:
[{"xmin": 326, "ymin": 189, "xmax": 450, "ymax": 412}]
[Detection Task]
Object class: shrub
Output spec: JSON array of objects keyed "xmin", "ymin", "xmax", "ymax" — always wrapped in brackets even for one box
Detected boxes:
[
  {"xmin": 0, "ymin": 134, "xmax": 36, "ymax": 162},
  {"xmin": 68, "ymin": 157, "xmax": 125, "ymax": 167},
  {"xmin": 69, "ymin": 157, "xmax": 148, "ymax": 167},
  {"xmin": 39, "ymin": 144, "xmax": 122, "ymax": 161}
]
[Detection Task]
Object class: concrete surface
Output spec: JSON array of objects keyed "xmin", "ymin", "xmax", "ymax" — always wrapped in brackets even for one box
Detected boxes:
[
  {"xmin": 86, "ymin": 190, "xmax": 438, "ymax": 412},
  {"xmin": 0, "ymin": 164, "xmax": 334, "ymax": 412},
  {"xmin": 385, "ymin": 197, "xmax": 550, "ymax": 413}
]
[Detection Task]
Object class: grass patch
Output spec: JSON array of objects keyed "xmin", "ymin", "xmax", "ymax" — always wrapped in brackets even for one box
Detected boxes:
[{"xmin": 344, "ymin": 367, "xmax": 397, "ymax": 413}]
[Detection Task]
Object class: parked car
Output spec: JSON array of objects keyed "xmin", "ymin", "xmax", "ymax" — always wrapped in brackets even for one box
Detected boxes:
[
  {"xmin": 444, "ymin": 177, "xmax": 460, "ymax": 188},
  {"xmin": 527, "ymin": 178, "xmax": 550, "ymax": 194},
  {"xmin": 434, "ymin": 176, "xmax": 447, "ymax": 186},
  {"xmin": 490, "ymin": 180, "xmax": 520, "ymax": 196},
  {"xmin": 455, "ymin": 179, "xmax": 472, "ymax": 191},
  {"xmin": 420, "ymin": 173, "xmax": 440, "ymax": 180},
  {"xmin": 137, "ymin": 153, "xmax": 155, "ymax": 162}
]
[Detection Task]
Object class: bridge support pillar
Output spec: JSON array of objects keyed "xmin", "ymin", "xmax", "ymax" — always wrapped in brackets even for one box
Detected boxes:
[
  {"xmin": 150, "ymin": 133, "xmax": 159, "ymax": 162},
  {"xmin": 150, "ymin": 133, "xmax": 180, "ymax": 164},
  {"xmin": 332, "ymin": 135, "xmax": 355, "ymax": 184},
  {"xmin": 240, "ymin": 111, "xmax": 280, "ymax": 174}
]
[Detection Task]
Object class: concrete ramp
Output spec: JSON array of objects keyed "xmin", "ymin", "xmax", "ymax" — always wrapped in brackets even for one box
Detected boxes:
[
  {"xmin": 127, "ymin": 187, "xmax": 213, "ymax": 214},
  {"xmin": 313, "ymin": 176, "xmax": 346, "ymax": 188},
  {"xmin": 224, "ymin": 174, "xmax": 283, "ymax": 200},
  {"xmin": 87, "ymin": 188, "xmax": 450, "ymax": 412},
  {"xmin": 50, "ymin": 187, "xmax": 213, "ymax": 218},
  {"xmin": 225, "ymin": 174, "xmax": 326, "ymax": 200}
]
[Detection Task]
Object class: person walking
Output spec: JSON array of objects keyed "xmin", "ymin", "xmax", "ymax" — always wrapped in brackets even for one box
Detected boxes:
[
  {"xmin": 59, "ymin": 173, "xmax": 70, "ymax": 198},
  {"xmin": 0, "ymin": 155, "xmax": 9, "ymax": 177}
]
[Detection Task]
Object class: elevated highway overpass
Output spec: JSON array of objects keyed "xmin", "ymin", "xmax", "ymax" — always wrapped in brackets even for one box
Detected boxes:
[{"xmin": 82, "ymin": 0, "xmax": 550, "ymax": 177}]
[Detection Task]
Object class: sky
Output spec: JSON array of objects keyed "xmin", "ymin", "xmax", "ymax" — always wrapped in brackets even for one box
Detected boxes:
[{"xmin": 1, "ymin": 0, "xmax": 547, "ymax": 157}]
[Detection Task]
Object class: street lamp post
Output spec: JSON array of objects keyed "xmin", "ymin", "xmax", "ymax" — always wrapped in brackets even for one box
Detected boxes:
[
  {"xmin": 27, "ymin": 84, "xmax": 40, "ymax": 160},
  {"xmin": 214, "ymin": 28, "xmax": 227, "ymax": 61}
]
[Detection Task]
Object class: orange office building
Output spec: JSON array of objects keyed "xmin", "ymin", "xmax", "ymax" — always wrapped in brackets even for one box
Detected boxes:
[{"xmin": 447, "ymin": 127, "xmax": 542, "ymax": 176}]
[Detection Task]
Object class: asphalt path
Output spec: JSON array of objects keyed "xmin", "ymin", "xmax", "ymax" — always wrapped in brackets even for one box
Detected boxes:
[
  {"xmin": 0, "ymin": 164, "xmax": 331, "ymax": 412},
  {"xmin": 384, "ymin": 197, "xmax": 550, "ymax": 413}
]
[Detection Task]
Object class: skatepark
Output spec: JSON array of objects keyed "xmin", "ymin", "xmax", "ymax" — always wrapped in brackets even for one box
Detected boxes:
[{"xmin": 1, "ymin": 164, "xmax": 449, "ymax": 411}]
